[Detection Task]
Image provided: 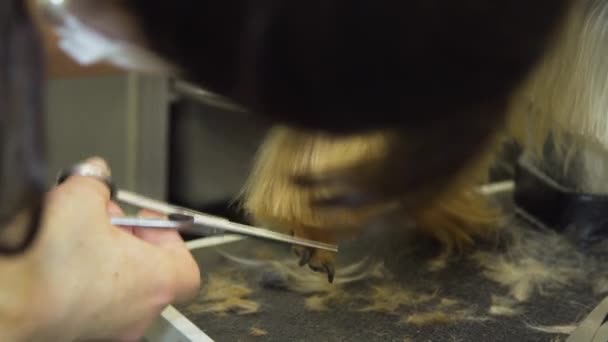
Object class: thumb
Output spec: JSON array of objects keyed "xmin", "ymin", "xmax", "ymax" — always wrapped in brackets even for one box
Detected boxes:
[{"xmin": 55, "ymin": 157, "xmax": 113, "ymax": 209}]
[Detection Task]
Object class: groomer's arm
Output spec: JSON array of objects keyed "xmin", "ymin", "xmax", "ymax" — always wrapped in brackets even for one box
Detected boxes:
[
  {"xmin": 0, "ymin": 159, "xmax": 200, "ymax": 342},
  {"xmin": 29, "ymin": 0, "xmax": 121, "ymax": 79},
  {"xmin": 41, "ymin": 24, "xmax": 121, "ymax": 79}
]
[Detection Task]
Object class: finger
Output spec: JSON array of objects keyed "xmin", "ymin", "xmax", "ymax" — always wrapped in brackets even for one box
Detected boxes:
[
  {"xmin": 107, "ymin": 202, "xmax": 135, "ymax": 234},
  {"xmin": 169, "ymin": 248, "xmax": 201, "ymax": 304},
  {"xmin": 132, "ymin": 210, "xmax": 186, "ymax": 247},
  {"xmin": 131, "ymin": 211, "xmax": 201, "ymax": 303},
  {"xmin": 107, "ymin": 201, "xmax": 124, "ymax": 216}
]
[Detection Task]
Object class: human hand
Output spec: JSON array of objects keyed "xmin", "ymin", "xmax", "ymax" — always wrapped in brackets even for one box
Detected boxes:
[{"xmin": 4, "ymin": 158, "xmax": 200, "ymax": 342}]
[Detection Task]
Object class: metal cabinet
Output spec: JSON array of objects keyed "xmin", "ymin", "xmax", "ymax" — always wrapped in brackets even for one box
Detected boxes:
[{"xmin": 46, "ymin": 74, "xmax": 268, "ymax": 207}]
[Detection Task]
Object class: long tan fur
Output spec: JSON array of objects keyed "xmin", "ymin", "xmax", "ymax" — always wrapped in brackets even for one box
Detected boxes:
[{"xmin": 509, "ymin": 0, "xmax": 608, "ymax": 193}]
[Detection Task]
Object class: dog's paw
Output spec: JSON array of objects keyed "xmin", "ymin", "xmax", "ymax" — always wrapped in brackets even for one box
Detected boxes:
[{"xmin": 290, "ymin": 226, "xmax": 337, "ymax": 283}]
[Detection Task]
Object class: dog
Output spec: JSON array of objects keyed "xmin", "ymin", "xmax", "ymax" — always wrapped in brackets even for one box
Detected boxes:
[{"xmin": 239, "ymin": 0, "xmax": 608, "ymax": 282}]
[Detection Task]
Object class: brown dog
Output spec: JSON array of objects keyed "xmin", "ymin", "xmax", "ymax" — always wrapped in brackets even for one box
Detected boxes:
[{"xmin": 240, "ymin": 0, "xmax": 608, "ymax": 281}]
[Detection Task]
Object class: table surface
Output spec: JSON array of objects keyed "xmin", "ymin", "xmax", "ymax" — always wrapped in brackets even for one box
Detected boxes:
[{"xmin": 176, "ymin": 194, "xmax": 607, "ymax": 342}]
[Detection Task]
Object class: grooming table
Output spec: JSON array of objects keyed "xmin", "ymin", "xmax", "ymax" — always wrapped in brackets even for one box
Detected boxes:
[{"xmin": 145, "ymin": 187, "xmax": 608, "ymax": 342}]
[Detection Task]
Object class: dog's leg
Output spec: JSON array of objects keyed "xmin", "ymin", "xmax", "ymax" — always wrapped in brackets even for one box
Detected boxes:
[{"xmin": 239, "ymin": 126, "xmax": 392, "ymax": 281}]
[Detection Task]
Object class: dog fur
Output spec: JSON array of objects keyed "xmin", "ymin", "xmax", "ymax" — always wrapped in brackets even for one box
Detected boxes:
[{"xmin": 239, "ymin": 0, "xmax": 608, "ymax": 279}]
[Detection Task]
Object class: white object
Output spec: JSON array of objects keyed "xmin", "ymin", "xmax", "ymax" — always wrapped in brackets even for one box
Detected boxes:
[{"xmin": 41, "ymin": 0, "xmax": 176, "ymax": 73}]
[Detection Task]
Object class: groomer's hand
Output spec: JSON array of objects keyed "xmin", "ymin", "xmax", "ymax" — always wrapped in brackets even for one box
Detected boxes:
[{"xmin": 18, "ymin": 158, "xmax": 200, "ymax": 342}]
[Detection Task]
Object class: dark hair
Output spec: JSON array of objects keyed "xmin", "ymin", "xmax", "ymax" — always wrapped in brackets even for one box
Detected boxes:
[
  {"xmin": 127, "ymin": 0, "xmax": 572, "ymax": 206},
  {"xmin": 127, "ymin": 1, "xmax": 571, "ymax": 130},
  {"xmin": 0, "ymin": 0, "xmax": 47, "ymax": 255}
]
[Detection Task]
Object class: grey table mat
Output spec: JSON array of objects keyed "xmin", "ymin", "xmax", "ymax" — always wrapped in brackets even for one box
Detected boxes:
[{"xmin": 176, "ymin": 195, "xmax": 606, "ymax": 342}]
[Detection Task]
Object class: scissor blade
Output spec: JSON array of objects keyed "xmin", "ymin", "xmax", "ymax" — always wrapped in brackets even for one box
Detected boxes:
[
  {"xmin": 110, "ymin": 216, "xmax": 193, "ymax": 229},
  {"xmin": 115, "ymin": 190, "xmax": 339, "ymax": 253}
]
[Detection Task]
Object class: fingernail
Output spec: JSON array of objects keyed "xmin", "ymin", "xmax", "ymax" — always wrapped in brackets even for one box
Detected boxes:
[
  {"xmin": 81, "ymin": 157, "xmax": 111, "ymax": 176},
  {"xmin": 298, "ymin": 249, "xmax": 312, "ymax": 267},
  {"xmin": 324, "ymin": 263, "xmax": 335, "ymax": 283}
]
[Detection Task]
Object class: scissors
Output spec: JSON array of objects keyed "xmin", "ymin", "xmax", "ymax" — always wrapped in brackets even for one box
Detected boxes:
[
  {"xmin": 57, "ymin": 167, "xmax": 339, "ymax": 253},
  {"xmin": 566, "ymin": 296, "xmax": 608, "ymax": 342}
]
